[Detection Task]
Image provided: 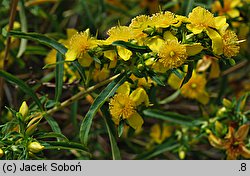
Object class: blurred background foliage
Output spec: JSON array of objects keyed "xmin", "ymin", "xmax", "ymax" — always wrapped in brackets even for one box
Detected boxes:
[{"xmin": 0, "ymin": 0, "xmax": 250, "ymax": 159}]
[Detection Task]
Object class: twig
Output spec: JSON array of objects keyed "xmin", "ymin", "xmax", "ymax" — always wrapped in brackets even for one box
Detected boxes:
[
  {"xmin": 221, "ymin": 60, "xmax": 249, "ymax": 76},
  {"xmin": 0, "ymin": 0, "xmax": 19, "ymax": 112},
  {"xmin": 46, "ymin": 73, "xmax": 121, "ymax": 115}
]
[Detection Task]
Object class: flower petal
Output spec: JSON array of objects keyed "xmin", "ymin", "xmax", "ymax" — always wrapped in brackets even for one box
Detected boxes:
[
  {"xmin": 208, "ymin": 133, "xmax": 225, "ymax": 149},
  {"xmin": 241, "ymin": 146, "xmax": 250, "ymax": 159},
  {"xmin": 196, "ymin": 56, "xmax": 212, "ymax": 72},
  {"xmin": 150, "ymin": 124, "xmax": 161, "ymax": 144},
  {"xmin": 185, "ymin": 43, "xmax": 203, "ymax": 56},
  {"xmin": 65, "ymin": 49, "xmax": 77, "ymax": 61},
  {"xmin": 206, "ymin": 28, "xmax": 223, "ymax": 55},
  {"xmin": 117, "ymin": 46, "xmax": 132, "ymax": 61},
  {"xmin": 104, "ymin": 50, "xmax": 117, "ymax": 61},
  {"xmin": 235, "ymin": 124, "xmax": 249, "ymax": 141},
  {"xmin": 196, "ymin": 91, "xmax": 209, "ymax": 105},
  {"xmin": 152, "ymin": 62, "xmax": 168, "ymax": 73},
  {"xmin": 227, "ymin": 9, "xmax": 240, "ymax": 18},
  {"xmin": 130, "ymin": 87, "xmax": 150, "ymax": 106},
  {"xmin": 117, "ymin": 82, "xmax": 130, "ymax": 96},
  {"xmin": 78, "ymin": 53, "xmax": 93, "ymax": 67},
  {"xmin": 127, "ymin": 112, "xmax": 144, "ymax": 130},
  {"xmin": 167, "ymin": 71, "xmax": 184, "ymax": 89},
  {"xmin": 209, "ymin": 60, "xmax": 220, "ymax": 79},
  {"xmin": 163, "ymin": 31, "xmax": 178, "ymax": 41},
  {"xmin": 186, "ymin": 24, "xmax": 204, "ymax": 34},
  {"xmin": 214, "ymin": 16, "xmax": 227, "ymax": 30},
  {"xmin": 145, "ymin": 36, "xmax": 164, "ymax": 52}
]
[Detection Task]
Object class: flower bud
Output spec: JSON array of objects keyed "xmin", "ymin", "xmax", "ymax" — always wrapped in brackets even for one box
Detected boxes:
[
  {"xmin": 143, "ymin": 27, "xmax": 155, "ymax": 35},
  {"xmin": 145, "ymin": 58, "xmax": 155, "ymax": 66},
  {"xmin": 215, "ymin": 121, "xmax": 224, "ymax": 135},
  {"xmin": 28, "ymin": 142, "xmax": 44, "ymax": 153},
  {"xmin": 229, "ymin": 59, "xmax": 236, "ymax": 66},
  {"xmin": 222, "ymin": 98, "xmax": 232, "ymax": 108},
  {"xmin": 178, "ymin": 150, "xmax": 186, "ymax": 160},
  {"xmin": 19, "ymin": 101, "xmax": 29, "ymax": 119},
  {"xmin": 216, "ymin": 107, "xmax": 227, "ymax": 117},
  {"xmin": 137, "ymin": 64, "xmax": 144, "ymax": 71},
  {"xmin": 0, "ymin": 149, "xmax": 4, "ymax": 158}
]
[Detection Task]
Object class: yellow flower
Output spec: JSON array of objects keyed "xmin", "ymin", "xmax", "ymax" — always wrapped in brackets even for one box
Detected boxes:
[
  {"xmin": 150, "ymin": 124, "xmax": 173, "ymax": 144},
  {"xmin": 212, "ymin": 0, "xmax": 242, "ymax": 18},
  {"xmin": 187, "ymin": 6, "xmax": 228, "ymax": 55},
  {"xmin": 130, "ymin": 74, "xmax": 154, "ymax": 89},
  {"xmin": 92, "ymin": 67, "xmax": 110, "ymax": 82},
  {"xmin": 173, "ymin": 15, "xmax": 188, "ymax": 27},
  {"xmin": 44, "ymin": 49, "xmax": 57, "ymax": 65},
  {"xmin": 65, "ymin": 29, "xmax": 97, "ymax": 61},
  {"xmin": 109, "ymin": 82, "xmax": 150, "ymax": 130},
  {"xmin": 187, "ymin": 6, "xmax": 216, "ymax": 34},
  {"xmin": 129, "ymin": 15, "xmax": 151, "ymax": 39},
  {"xmin": 151, "ymin": 11, "xmax": 177, "ymax": 28},
  {"xmin": 158, "ymin": 40, "xmax": 187, "ymax": 70},
  {"xmin": 130, "ymin": 15, "xmax": 151, "ymax": 30},
  {"xmin": 105, "ymin": 26, "xmax": 137, "ymax": 61},
  {"xmin": 106, "ymin": 26, "xmax": 136, "ymax": 43},
  {"xmin": 180, "ymin": 71, "xmax": 209, "ymax": 104},
  {"xmin": 222, "ymin": 30, "xmax": 240, "ymax": 58},
  {"xmin": 208, "ymin": 124, "xmax": 250, "ymax": 160}
]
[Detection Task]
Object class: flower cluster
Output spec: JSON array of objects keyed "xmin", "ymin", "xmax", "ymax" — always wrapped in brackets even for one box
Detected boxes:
[
  {"xmin": 44, "ymin": 6, "xmax": 244, "ymax": 148},
  {"xmin": 49, "ymin": 6, "xmax": 243, "ymax": 129}
]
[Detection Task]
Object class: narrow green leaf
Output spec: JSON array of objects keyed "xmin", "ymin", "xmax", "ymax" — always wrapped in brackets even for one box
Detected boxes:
[
  {"xmin": 184, "ymin": 0, "xmax": 195, "ymax": 16},
  {"xmin": 172, "ymin": 68, "xmax": 183, "ymax": 79},
  {"xmin": 112, "ymin": 40, "xmax": 151, "ymax": 53},
  {"xmin": 0, "ymin": 70, "xmax": 43, "ymax": 110},
  {"xmin": 44, "ymin": 115, "xmax": 63, "ymax": 141},
  {"xmin": 135, "ymin": 140, "xmax": 180, "ymax": 159},
  {"xmin": 55, "ymin": 52, "xmax": 64, "ymax": 102},
  {"xmin": 42, "ymin": 141, "xmax": 90, "ymax": 155},
  {"xmin": 148, "ymin": 71, "xmax": 165, "ymax": 86},
  {"xmin": 9, "ymin": 30, "xmax": 67, "ymax": 55},
  {"xmin": 158, "ymin": 90, "xmax": 181, "ymax": 104},
  {"xmin": 70, "ymin": 101, "xmax": 79, "ymax": 131},
  {"xmin": 79, "ymin": 73, "xmax": 127, "ymax": 146},
  {"xmin": 101, "ymin": 106, "xmax": 121, "ymax": 160},
  {"xmin": 17, "ymin": 0, "xmax": 27, "ymax": 58},
  {"xmin": 118, "ymin": 121, "xmax": 124, "ymax": 138},
  {"xmin": 36, "ymin": 132, "xmax": 68, "ymax": 141},
  {"xmin": 143, "ymin": 109, "xmax": 194, "ymax": 127}
]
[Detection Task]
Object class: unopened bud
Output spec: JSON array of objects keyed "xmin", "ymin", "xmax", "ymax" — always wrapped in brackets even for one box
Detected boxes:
[
  {"xmin": 28, "ymin": 142, "xmax": 44, "ymax": 153},
  {"xmin": 0, "ymin": 149, "xmax": 4, "ymax": 158},
  {"xmin": 26, "ymin": 123, "xmax": 38, "ymax": 136},
  {"xmin": 215, "ymin": 121, "xmax": 223, "ymax": 135},
  {"xmin": 137, "ymin": 64, "xmax": 144, "ymax": 71},
  {"xmin": 178, "ymin": 150, "xmax": 186, "ymax": 160},
  {"xmin": 143, "ymin": 27, "xmax": 155, "ymax": 35},
  {"xmin": 145, "ymin": 58, "xmax": 155, "ymax": 66},
  {"xmin": 222, "ymin": 98, "xmax": 232, "ymax": 108},
  {"xmin": 229, "ymin": 59, "xmax": 236, "ymax": 66},
  {"xmin": 19, "ymin": 101, "xmax": 29, "ymax": 119},
  {"xmin": 216, "ymin": 107, "xmax": 227, "ymax": 117}
]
